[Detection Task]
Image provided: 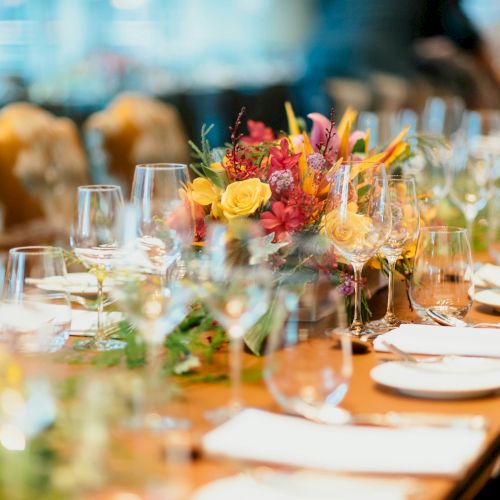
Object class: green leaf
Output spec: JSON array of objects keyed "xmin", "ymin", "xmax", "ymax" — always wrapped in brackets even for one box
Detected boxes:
[{"xmin": 351, "ymin": 138, "xmax": 366, "ymax": 154}]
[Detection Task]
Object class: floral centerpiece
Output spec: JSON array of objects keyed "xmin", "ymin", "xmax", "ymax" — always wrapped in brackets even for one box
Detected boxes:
[{"xmin": 185, "ymin": 103, "xmax": 411, "ymax": 352}]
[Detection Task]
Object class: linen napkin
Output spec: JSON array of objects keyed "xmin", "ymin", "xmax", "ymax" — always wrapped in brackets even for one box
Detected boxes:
[
  {"xmin": 192, "ymin": 472, "xmax": 414, "ymax": 500},
  {"xmin": 202, "ymin": 409, "xmax": 485, "ymax": 477},
  {"xmin": 474, "ymin": 263, "xmax": 500, "ymax": 288},
  {"xmin": 374, "ymin": 324, "xmax": 500, "ymax": 358}
]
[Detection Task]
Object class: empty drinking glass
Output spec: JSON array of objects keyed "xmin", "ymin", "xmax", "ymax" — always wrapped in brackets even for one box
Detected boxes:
[
  {"xmin": 71, "ymin": 184, "xmax": 125, "ymax": 351},
  {"xmin": 410, "ymin": 227, "xmax": 474, "ymax": 321},
  {"xmin": 3, "ymin": 246, "xmax": 72, "ymax": 352},
  {"xmin": 264, "ymin": 287, "xmax": 352, "ymax": 423}
]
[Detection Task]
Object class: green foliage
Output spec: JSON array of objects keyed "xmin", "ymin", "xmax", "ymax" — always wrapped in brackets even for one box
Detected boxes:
[{"xmin": 188, "ymin": 124, "xmax": 227, "ymax": 188}]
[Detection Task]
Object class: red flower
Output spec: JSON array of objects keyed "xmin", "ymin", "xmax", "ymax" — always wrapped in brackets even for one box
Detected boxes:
[
  {"xmin": 241, "ymin": 120, "xmax": 275, "ymax": 145},
  {"xmin": 268, "ymin": 138, "xmax": 301, "ymax": 175},
  {"xmin": 260, "ymin": 201, "xmax": 304, "ymax": 241}
]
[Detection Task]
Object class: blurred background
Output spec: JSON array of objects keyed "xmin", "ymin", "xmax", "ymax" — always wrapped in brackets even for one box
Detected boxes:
[{"xmin": 0, "ymin": 0, "xmax": 499, "ymax": 248}]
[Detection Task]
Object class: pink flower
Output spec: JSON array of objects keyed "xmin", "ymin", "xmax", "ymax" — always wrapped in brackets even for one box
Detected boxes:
[
  {"xmin": 241, "ymin": 120, "xmax": 275, "ymax": 145},
  {"xmin": 260, "ymin": 201, "xmax": 304, "ymax": 241},
  {"xmin": 308, "ymin": 112, "xmax": 339, "ymax": 155}
]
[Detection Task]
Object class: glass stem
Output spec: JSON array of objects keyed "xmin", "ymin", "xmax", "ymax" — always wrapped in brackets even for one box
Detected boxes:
[
  {"xmin": 350, "ymin": 263, "xmax": 365, "ymax": 336},
  {"xmin": 229, "ymin": 333, "xmax": 243, "ymax": 414},
  {"xmin": 383, "ymin": 256, "xmax": 399, "ymax": 326},
  {"xmin": 465, "ymin": 215, "xmax": 474, "ymax": 245},
  {"xmin": 95, "ymin": 275, "xmax": 105, "ymax": 343}
]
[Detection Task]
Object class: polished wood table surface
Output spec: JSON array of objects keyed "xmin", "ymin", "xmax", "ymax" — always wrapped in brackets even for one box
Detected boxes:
[{"xmin": 60, "ymin": 276, "xmax": 499, "ymax": 500}]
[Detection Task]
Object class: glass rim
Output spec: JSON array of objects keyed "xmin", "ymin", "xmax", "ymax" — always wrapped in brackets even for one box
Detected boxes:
[
  {"xmin": 337, "ymin": 159, "xmax": 385, "ymax": 166},
  {"xmin": 9, "ymin": 245, "xmax": 64, "ymax": 255},
  {"xmin": 135, "ymin": 163, "xmax": 188, "ymax": 170},
  {"xmin": 78, "ymin": 184, "xmax": 122, "ymax": 192},
  {"xmin": 420, "ymin": 226, "xmax": 468, "ymax": 234}
]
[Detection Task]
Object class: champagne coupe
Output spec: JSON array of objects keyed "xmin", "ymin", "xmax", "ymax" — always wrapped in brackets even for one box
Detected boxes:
[
  {"xmin": 131, "ymin": 164, "xmax": 192, "ymax": 277},
  {"xmin": 368, "ymin": 176, "xmax": 420, "ymax": 332},
  {"xmin": 324, "ymin": 161, "xmax": 392, "ymax": 337},
  {"xmin": 410, "ymin": 227, "xmax": 474, "ymax": 321},
  {"xmin": 70, "ymin": 185, "xmax": 125, "ymax": 351},
  {"xmin": 199, "ymin": 221, "xmax": 272, "ymax": 422},
  {"xmin": 3, "ymin": 246, "xmax": 72, "ymax": 352}
]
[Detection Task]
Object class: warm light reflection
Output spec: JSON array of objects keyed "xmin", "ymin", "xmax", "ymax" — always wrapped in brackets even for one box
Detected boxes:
[{"xmin": 0, "ymin": 423, "xmax": 26, "ymax": 451}]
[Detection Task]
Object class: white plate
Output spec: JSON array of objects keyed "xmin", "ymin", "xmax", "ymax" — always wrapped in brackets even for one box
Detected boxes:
[
  {"xmin": 28, "ymin": 273, "xmax": 111, "ymax": 296},
  {"xmin": 474, "ymin": 289, "xmax": 500, "ymax": 312},
  {"xmin": 371, "ymin": 359, "xmax": 500, "ymax": 399}
]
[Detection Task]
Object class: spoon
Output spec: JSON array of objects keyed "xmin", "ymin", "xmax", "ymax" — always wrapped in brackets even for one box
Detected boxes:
[{"xmin": 426, "ymin": 309, "xmax": 500, "ymax": 328}]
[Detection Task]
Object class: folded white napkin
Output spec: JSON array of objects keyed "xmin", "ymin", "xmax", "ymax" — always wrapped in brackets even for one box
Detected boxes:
[
  {"xmin": 202, "ymin": 409, "xmax": 485, "ymax": 477},
  {"xmin": 374, "ymin": 324, "xmax": 500, "ymax": 358},
  {"xmin": 70, "ymin": 310, "xmax": 123, "ymax": 335},
  {"xmin": 474, "ymin": 264, "xmax": 500, "ymax": 288},
  {"xmin": 192, "ymin": 472, "xmax": 413, "ymax": 500}
]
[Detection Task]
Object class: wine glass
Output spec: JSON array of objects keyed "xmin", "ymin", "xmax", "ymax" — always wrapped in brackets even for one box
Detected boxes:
[
  {"xmin": 70, "ymin": 185, "xmax": 125, "ymax": 351},
  {"xmin": 131, "ymin": 164, "xmax": 193, "ymax": 277},
  {"xmin": 113, "ymin": 203, "xmax": 194, "ymax": 430},
  {"xmin": 402, "ymin": 136, "xmax": 452, "ymax": 225},
  {"xmin": 324, "ymin": 161, "xmax": 392, "ymax": 337},
  {"xmin": 367, "ymin": 176, "xmax": 420, "ymax": 332},
  {"xmin": 3, "ymin": 246, "xmax": 72, "ymax": 352},
  {"xmin": 450, "ymin": 142, "xmax": 493, "ymax": 241},
  {"xmin": 410, "ymin": 226, "xmax": 474, "ymax": 321},
  {"xmin": 488, "ymin": 190, "xmax": 500, "ymax": 264},
  {"xmin": 198, "ymin": 220, "xmax": 272, "ymax": 422}
]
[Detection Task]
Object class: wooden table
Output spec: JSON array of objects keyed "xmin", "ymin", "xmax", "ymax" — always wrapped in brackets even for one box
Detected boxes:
[{"xmin": 14, "ymin": 277, "xmax": 500, "ymax": 499}]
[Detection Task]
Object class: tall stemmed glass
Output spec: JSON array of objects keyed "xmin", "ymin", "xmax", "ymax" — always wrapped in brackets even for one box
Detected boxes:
[
  {"xmin": 450, "ymin": 143, "xmax": 493, "ymax": 240},
  {"xmin": 199, "ymin": 221, "xmax": 272, "ymax": 422},
  {"xmin": 324, "ymin": 161, "xmax": 392, "ymax": 337},
  {"xmin": 70, "ymin": 185, "xmax": 125, "ymax": 351},
  {"xmin": 403, "ymin": 136, "xmax": 451, "ymax": 225},
  {"xmin": 367, "ymin": 176, "xmax": 420, "ymax": 332},
  {"xmin": 131, "ymin": 164, "xmax": 192, "ymax": 277}
]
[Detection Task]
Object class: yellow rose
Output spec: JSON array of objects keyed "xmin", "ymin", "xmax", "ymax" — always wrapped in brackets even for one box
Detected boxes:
[
  {"xmin": 190, "ymin": 177, "xmax": 221, "ymax": 206},
  {"xmin": 220, "ymin": 178, "xmax": 271, "ymax": 219},
  {"xmin": 322, "ymin": 205, "xmax": 373, "ymax": 251}
]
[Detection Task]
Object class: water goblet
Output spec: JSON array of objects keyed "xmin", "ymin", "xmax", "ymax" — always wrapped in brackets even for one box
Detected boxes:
[
  {"xmin": 324, "ymin": 161, "xmax": 392, "ymax": 337},
  {"xmin": 70, "ymin": 185, "xmax": 125, "ymax": 351},
  {"xmin": 410, "ymin": 226, "xmax": 474, "ymax": 321}
]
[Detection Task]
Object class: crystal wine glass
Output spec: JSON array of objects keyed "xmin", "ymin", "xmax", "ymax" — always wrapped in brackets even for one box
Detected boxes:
[
  {"xmin": 410, "ymin": 226, "xmax": 474, "ymax": 321},
  {"xmin": 402, "ymin": 135, "xmax": 452, "ymax": 225},
  {"xmin": 131, "ymin": 164, "xmax": 193, "ymax": 277},
  {"xmin": 113, "ymin": 203, "xmax": 194, "ymax": 430},
  {"xmin": 198, "ymin": 220, "xmax": 272, "ymax": 422},
  {"xmin": 450, "ymin": 142, "xmax": 493, "ymax": 241},
  {"xmin": 324, "ymin": 161, "xmax": 392, "ymax": 337},
  {"xmin": 70, "ymin": 184, "xmax": 125, "ymax": 351},
  {"xmin": 367, "ymin": 176, "xmax": 420, "ymax": 332},
  {"xmin": 3, "ymin": 246, "xmax": 72, "ymax": 352}
]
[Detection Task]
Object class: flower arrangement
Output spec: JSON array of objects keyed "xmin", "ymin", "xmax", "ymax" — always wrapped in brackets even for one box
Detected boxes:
[
  {"xmin": 188, "ymin": 104, "xmax": 410, "ymax": 245},
  {"xmin": 187, "ymin": 103, "xmax": 410, "ymax": 330}
]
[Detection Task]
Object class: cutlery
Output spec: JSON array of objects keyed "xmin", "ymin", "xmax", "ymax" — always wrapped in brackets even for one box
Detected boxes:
[
  {"xmin": 426, "ymin": 308, "xmax": 500, "ymax": 328},
  {"xmin": 381, "ymin": 340, "xmax": 445, "ymax": 364},
  {"xmin": 314, "ymin": 406, "xmax": 488, "ymax": 430}
]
